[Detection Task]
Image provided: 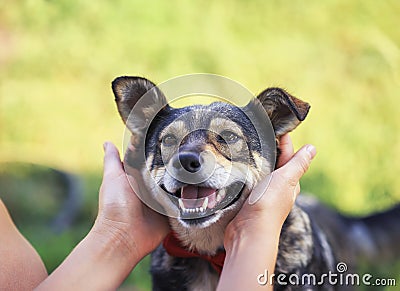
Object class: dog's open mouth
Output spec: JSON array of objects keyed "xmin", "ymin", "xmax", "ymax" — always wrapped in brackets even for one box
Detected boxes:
[
  {"xmin": 178, "ymin": 186, "xmax": 224, "ymax": 213},
  {"xmin": 161, "ymin": 183, "xmax": 244, "ymax": 220}
]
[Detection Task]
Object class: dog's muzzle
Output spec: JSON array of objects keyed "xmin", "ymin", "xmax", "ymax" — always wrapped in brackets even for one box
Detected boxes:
[{"xmin": 161, "ymin": 149, "xmax": 245, "ymax": 221}]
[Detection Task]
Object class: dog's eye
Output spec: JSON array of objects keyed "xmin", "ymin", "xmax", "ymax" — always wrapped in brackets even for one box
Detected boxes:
[
  {"xmin": 217, "ymin": 131, "xmax": 240, "ymax": 144},
  {"xmin": 162, "ymin": 134, "xmax": 178, "ymax": 146}
]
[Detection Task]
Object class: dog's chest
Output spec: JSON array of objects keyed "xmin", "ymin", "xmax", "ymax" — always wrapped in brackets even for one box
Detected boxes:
[{"xmin": 187, "ymin": 261, "xmax": 219, "ymax": 291}]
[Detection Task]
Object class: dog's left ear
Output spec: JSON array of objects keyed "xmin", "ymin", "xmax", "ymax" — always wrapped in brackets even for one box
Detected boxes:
[{"xmin": 252, "ymin": 87, "xmax": 310, "ymax": 136}]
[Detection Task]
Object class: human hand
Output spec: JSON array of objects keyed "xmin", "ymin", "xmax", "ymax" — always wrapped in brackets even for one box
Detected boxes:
[
  {"xmin": 91, "ymin": 142, "xmax": 169, "ymax": 261},
  {"xmin": 224, "ymin": 134, "xmax": 316, "ymax": 249},
  {"xmin": 35, "ymin": 143, "xmax": 169, "ymax": 290}
]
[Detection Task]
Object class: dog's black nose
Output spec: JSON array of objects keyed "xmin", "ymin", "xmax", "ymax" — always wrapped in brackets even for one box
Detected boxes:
[{"xmin": 174, "ymin": 152, "xmax": 202, "ymax": 173}]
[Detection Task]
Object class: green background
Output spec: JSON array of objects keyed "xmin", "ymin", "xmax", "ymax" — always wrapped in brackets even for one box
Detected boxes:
[{"xmin": 0, "ymin": 0, "xmax": 399, "ymax": 290}]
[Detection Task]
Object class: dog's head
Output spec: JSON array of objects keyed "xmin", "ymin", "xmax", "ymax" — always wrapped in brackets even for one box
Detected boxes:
[{"xmin": 112, "ymin": 76, "xmax": 310, "ymax": 229}]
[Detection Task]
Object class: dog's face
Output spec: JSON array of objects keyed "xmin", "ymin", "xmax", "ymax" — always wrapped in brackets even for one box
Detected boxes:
[{"xmin": 112, "ymin": 76, "xmax": 310, "ymax": 229}]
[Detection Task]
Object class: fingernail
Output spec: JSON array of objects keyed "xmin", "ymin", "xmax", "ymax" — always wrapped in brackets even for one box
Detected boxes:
[
  {"xmin": 103, "ymin": 142, "xmax": 108, "ymax": 152},
  {"xmin": 248, "ymin": 173, "xmax": 274, "ymax": 205},
  {"xmin": 306, "ymin": 145, "xmax": 316, "ymax": 159}
]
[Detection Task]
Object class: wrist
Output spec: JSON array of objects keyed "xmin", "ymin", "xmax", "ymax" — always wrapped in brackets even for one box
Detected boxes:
[
  {"xmin": 90, "ymin": 217, "xmax": 144, "ymax": 264},
  {"xmin": 224, "ymin": 216, "xmax": 283, "ymax": 253},
  {"xmin": 36, "ymin": 224, "xmax": 138, "ymax": 291},
  {"xmin": 219, "ymin": 222, "xmax": 281, "ymax": 291},
  {"xmin": 71, "ymin": 229, "xmax": 138, "ymax": 290}
]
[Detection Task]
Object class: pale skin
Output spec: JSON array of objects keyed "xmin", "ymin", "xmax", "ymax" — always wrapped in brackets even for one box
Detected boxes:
[
  {"xmin": 0, "ymin": 134, "xmax": 315, "ymax": 290},
  {"xmin": 218, "ymin": 134, "xmax": 316, "ymax": 290}
]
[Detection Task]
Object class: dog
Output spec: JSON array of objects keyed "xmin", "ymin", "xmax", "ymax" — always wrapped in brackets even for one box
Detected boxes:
[{"xmin": 112, "ymin": 76, "xmax": 400, "ymax": 290}]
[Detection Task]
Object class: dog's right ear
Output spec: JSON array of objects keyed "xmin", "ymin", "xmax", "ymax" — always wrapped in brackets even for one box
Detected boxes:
[
  {"xmin": 112, "ymin": 76, "xmax": 168, "ymax": 144},
  {"xmin": 112, "ymin": 76, "xmax": 168, "ymax": 126}
]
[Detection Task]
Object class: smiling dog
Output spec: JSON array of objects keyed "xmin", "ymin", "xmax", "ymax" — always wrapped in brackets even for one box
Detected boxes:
[{"xmin": 112, "ymin": 76, "xmax": 400, "ymax": 291}]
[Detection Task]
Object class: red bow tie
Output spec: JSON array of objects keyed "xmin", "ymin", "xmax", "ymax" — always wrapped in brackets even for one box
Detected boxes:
[{"xmin": 162, "ymin": 231, "xmax": 226, "ymax": 275}]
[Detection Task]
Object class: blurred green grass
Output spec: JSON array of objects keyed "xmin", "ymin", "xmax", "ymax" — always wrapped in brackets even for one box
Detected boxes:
[{"xmin": 0, "ymin": 0, "xmax": 399, "ymax": 290}]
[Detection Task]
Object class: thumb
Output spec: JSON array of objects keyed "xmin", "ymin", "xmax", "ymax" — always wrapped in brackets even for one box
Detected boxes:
[
  {"xmin": 276, "ymin": 144, "xmax": 316, "ymax": 185},
  {"xmin": 102, "ymin": 142, "xmax": 124, "ymax": 178}
]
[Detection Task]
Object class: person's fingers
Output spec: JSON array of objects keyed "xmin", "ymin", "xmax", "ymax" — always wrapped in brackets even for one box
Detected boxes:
[
  {"xmin": 249, "ymin": 144, "xmax": 315, "ymax": 205},
  {"xmin": 100, "ymin": 142, "xmax": 133, "ymax": 205},
  {"xmin": 277, "ymin": 134, "xmax": 294, "ymax": 168},
  {"xmin": 293, "ymin": 182, "xmax": 301, "ymax": 201},
  {"xmin": 103, "ymin": 142, "xmax": 124, "ymax": 178},
  {"xmin": 276, "ymin": 144, "xmax": 316, "ymax": 186}
]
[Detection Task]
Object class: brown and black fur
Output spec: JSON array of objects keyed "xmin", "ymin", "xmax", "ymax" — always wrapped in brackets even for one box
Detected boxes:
[{"xmin": 112, "ymin": 76, "xmax": 400, "ymax": 290}]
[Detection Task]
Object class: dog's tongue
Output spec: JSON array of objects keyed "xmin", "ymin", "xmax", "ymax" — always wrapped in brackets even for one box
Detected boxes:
[
  {"xmin": 181, "ymin": 186, "xmax": 216, "ymax": 199},
  {"xmin": 181, "ymin": 186, "xmax": 216, "ymax": 208}
]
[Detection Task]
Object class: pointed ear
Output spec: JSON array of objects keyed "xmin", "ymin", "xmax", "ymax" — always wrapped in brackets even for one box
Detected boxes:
[
  {"xmin": 254, "ymin": 87, "xmax": 310, "ymax": 136},
  {"xmin": 112, "ymin": 76, "xmax": 168, "ymax": 145}
]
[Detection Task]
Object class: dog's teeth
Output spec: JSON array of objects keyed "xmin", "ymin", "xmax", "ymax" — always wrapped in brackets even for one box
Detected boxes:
[
  {"xmin": 179, "ymin": 197, "xmax": 211, "ymax": 214},
  {"xmin": 178, "ymin": 198, "xmax": 185, "ymax": 210},
  {"xmin": 217, "ymin": 191, "xmax": 226, "ymax": 203},
  {"xmin": 202, "ymin": 197, "xmax": 208, "ymax": 210}
]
